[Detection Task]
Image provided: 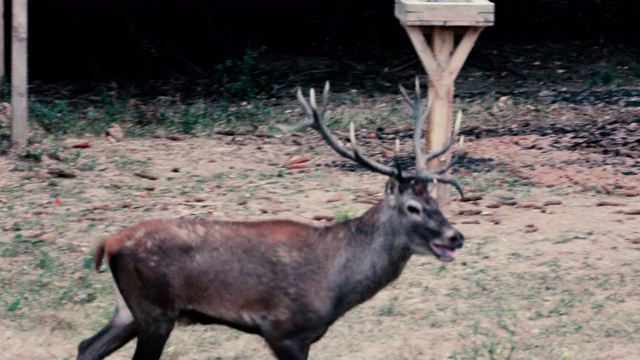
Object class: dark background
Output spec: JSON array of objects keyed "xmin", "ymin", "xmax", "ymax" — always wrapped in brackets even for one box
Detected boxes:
[{"xmin": 15, "ymin": 0, "xmax": 637, "ymax": 82}]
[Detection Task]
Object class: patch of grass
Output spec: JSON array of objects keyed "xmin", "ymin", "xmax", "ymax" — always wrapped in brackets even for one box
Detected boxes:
[
  {"xmin": 334, "ymin": 207, "xmax": 356, "ymax": 222},
  {"xmin": 377, "ymin": 302, "xmax": 396, "ymax": 317},
  {"xmin": 21, "ymin": 148, "xmax": 44, "ymax": 162},
  {"xmin": 0, "ymin": 235, "xmax": 49, "ymax": 258},
  {"xmin": 587, "ymin": 64, "xmax": 618, "ymax": 87},
  {"xmin": 449, "ymin": 337, "xmax": 517, "ymax": 360},
  {"xmin": 260, "ymin": 170, "xmax": 286, "ymax": 180},
  {"xmin": 176, "ymin": 102, "xmax": 213, "ymax": 135}
]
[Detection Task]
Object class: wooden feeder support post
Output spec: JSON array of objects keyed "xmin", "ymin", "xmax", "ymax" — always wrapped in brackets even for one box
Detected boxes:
[
  {"xmin": 395, "ymin": 0, "xmax": 494, "ymax": 208},
  {"xmin": 11, "ymin": 0, "xmax": 28, "ymax": 150}
]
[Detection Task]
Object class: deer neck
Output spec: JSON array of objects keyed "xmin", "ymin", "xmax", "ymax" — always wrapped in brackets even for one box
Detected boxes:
[{"xmin": 323, "ymin": 202, "xmax": 413, "ymax": 317}]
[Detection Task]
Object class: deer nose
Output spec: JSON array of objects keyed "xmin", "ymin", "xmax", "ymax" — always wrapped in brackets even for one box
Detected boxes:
[{"xmin": 451, "ymin": 231, "xmax": 464, "ymax": 249}]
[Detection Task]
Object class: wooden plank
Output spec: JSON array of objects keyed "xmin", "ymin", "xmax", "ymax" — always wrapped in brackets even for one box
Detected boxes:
[
  {"xmin": 11, "ymin": 0, "xmax": 28, "ymax": 150},
  {"xmin": 443, "ymin": 26, "xmax": 483, "ymax": 85},
  {"xmin": 395, "ymin": 0, "xmax": 494, "ymax": 26},
  {"xmin": 403, "ymin": 26, "xmax": 441, "ymax": 83},
  {"xmin": 396, "ymin": 18, "xmax": 493, "ymax": 27},
  {"xmin": 400, "ymin": 0, "xmax": 494, "ymax": 12}
]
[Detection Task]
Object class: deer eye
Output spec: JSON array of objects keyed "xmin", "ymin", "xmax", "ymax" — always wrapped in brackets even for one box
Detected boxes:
[{"xmin": 406, "ymin": 204, "xmax": 422, "ymax": 215}]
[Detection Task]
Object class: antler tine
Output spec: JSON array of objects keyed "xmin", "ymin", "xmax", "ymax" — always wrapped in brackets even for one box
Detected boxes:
[
  {"xmin": 432, "ymin": 175, "xmax": 464, "ymax": 197},
  {"xmin": 275, "ymin": 87, "xmax": 315, "ymax": 132},
  {"xmin": 282, "ymin": 83, "xmax": 396, "ymax": 177},
  {"xmin": 346, "ymin": 121, "xmax": 396, "ymax": 176},
  {"xmin": 320, "ymin": 81, "xmax": 330, "ymax": 118},
  {"xmin": 399, "ymin": 78, "xmax": 432, "ymax": 176}
]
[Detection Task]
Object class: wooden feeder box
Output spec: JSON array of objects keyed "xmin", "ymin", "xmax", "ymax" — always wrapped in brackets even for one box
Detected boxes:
[{"xmin": 395, "ymin": 0, "xmax": 495, "ymax": 26}]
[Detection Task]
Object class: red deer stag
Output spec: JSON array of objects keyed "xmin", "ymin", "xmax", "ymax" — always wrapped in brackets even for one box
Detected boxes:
[{"xmin": 77, "ymin": 79, "xmax": 465, "ymax": 360}]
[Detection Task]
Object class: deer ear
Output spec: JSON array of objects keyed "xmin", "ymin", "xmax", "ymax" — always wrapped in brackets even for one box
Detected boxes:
[{"xmin": 385, "ymin": 177, "xmax": 400, "ymax": 206}]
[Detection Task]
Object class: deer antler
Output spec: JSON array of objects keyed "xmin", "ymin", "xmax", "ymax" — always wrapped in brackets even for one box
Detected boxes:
[
  {"xmin": 399, "ymin": 78, "xmax": 464, "ymax": 196},
  {"xmin": 282, "ymin": 79, "xmax": 464, "ymax": 197},
  {"xmin": 286, "ymin": 82, "xmax": 397, "ymax": 177}
]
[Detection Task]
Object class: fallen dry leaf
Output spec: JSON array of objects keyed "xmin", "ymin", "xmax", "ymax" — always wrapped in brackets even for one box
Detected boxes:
[
  {"xmin": 40, "ymin": 234, "xmax": 54, "ymax": 242},
  {"xmin": 596, "ymin": 200, "xmax": 626, "ymax": 207},
  {"xmin": 134, "ymin": 172, "xmax": 159, "ymax": 180},
  {"xmin": 458, "ymin": 209, "xmax": 482, "ymax": 216},
  {"xmin": 461, "ymin": 194, "xmax": 483, "ymax": 202}
]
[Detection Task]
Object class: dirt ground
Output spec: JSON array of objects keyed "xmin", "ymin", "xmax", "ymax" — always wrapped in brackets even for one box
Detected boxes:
[
  {"xmin": 0, "ymin": 16, "xmax": 640, "ymax": 357},
  {"xmin": 1, "ymin": 107, "xmax": 639, "ymax": 360}
]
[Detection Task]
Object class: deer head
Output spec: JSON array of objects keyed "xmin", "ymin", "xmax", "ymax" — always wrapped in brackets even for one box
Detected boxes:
[{"xmin": 283, "ymin": 78, "xmax": 465, "ymax": 261}]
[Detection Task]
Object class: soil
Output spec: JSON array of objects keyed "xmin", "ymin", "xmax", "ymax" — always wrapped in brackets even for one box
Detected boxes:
[{"xmin": 1, "ymin": 115, "xmax": 639, "ymax": 359}]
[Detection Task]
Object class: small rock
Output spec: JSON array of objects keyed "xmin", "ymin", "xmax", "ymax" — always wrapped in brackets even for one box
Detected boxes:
[
  {"xmin": 539, "ymin": 90, "xmax": 557, "ymax": 97},
  {"xmin": 543, "ymin": 200, "xmax": 562, "ymax": 206},
  {"xmin": 460, "ymin": 219, "xmax": 480, "ymax": 225},
  {"xmin": 327, "ymin": 193, "xmax": 344, "ymax": 203},
  {"xmin": 237, "ymin": 200, "xmax": 248, "ymax": 206},
  {"xmin": 500, "ymin": 199, "xmax": 518, "ymax": 206},
  {"xmin": 106, "ymin": 124, "xmax": 125, "ymax": 142}
]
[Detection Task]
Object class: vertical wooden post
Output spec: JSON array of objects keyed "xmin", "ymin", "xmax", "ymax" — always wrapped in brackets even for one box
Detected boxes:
[
  {"xmin": 427, "ymin": 27, "xmax": 455, "ymax": 206},
  {"xmin": 402, "ymin": 25, "xmax": 483, "ymax": 208},
  {"xmin": 396, "ymin": 0, "xmax": 493, "ymax": 210},
  {"xmin": 11, "ymin": 0, "xmax": 28, "ymax": 150}
]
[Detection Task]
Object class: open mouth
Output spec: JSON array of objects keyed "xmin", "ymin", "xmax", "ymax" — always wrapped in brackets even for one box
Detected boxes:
[{"xmin": 429, "ymin": 243, "xmax": 456, "ymax": 262}]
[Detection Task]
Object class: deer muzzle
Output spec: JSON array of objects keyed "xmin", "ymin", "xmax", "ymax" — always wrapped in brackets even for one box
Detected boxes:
[{"xmin": 429, "ymin": 229, "xmax": 464, "ymax": 262}]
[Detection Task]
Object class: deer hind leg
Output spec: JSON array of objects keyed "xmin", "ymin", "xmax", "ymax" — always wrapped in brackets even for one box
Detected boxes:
[
  {"xmin": 131, "ymin": 319, "xmax": 175, "ymax": 360},
  {"xmin": 267, "ymin": 338, "xmax": 311, "ymax": 360},
  {"xmin": 77, "ymin": 287, "xmax": 137, "ymax": 360}
]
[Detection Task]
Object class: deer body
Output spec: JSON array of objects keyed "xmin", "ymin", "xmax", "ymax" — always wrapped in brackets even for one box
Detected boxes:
[{"xmin": 77, "ymin": 80, "xmax": 465, "ymax": 360}]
